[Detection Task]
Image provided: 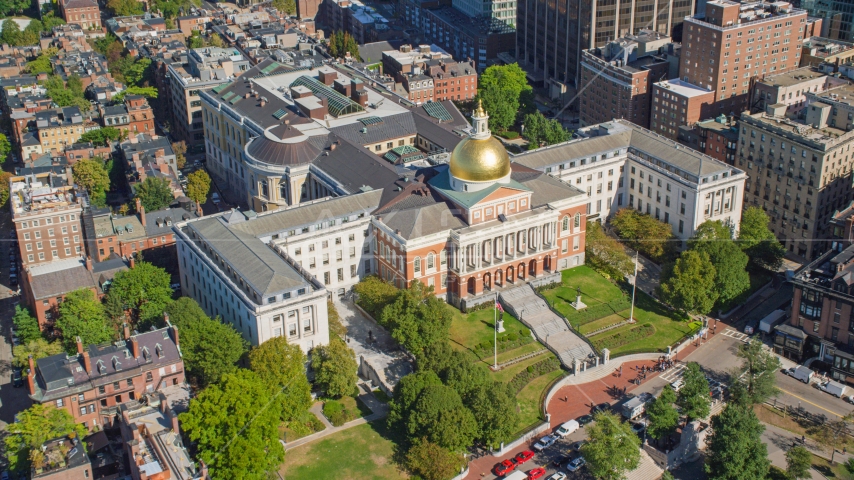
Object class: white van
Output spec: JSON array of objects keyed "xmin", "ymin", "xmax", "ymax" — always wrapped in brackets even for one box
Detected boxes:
[
  {"xmin": 556, "ymin": 419, "xmax": 580, "ymax": 437},
  {"xmin": 503, "ymin": 471, "xmax": 529, "ymax": 480},
  {"xmin": 785, "ymin": 366, "xmax": 814, "ymax": 384},
  {"xmin": 821, "ymin": 381, "xmax": 847, "ymax": 398}
]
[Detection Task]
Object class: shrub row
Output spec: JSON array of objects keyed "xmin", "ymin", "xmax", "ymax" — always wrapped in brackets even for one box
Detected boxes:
[
  {"xmin": 322, "ymin": 400, "xmax": 356, "ymax": 427},
  {"xmin": 472, "ymin": 329, "xmax": 533, "ymax": 356},
  {"xmin": 508, "ymin": 357, "xmax": 562, "ymax": 393},
  {"xmin": 592, "ymin": 323, "xmax": 655, "ymax": 351},
  {"xmin": 286, "ymin": 412, "xmax": 326, "ymax": 439},
  {"xmin": 567, "ymin": 297, "xmax": 632, "ymax": 326}
]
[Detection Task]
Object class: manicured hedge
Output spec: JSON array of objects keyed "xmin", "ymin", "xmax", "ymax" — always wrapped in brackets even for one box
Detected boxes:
[
  {"xmin": 322, "ymin": 400, "xmax": 351, "ymax": 427},
  {"xmin": 568, "ymin": 298, "xmax": 632, "ymax": 326},
  {"xmin": 473, "ymin": 329, "xmax": 533, "ymax": 357},
  {"xmin": 592, "ymin": 323, "xmax": 655, "ymax": 351},
  {"xmin": 508, "ymin": 357, "xmax": 562, "ymax": 393}
]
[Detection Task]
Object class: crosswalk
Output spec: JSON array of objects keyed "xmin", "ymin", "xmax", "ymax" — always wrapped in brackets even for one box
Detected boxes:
[
  {"xmin": 659, "ymin": 363, "xmax": 687, "ymax": 384},
  {"xmin": 720, "ymin": 328, "xmax": 751, "ymax": 342}
]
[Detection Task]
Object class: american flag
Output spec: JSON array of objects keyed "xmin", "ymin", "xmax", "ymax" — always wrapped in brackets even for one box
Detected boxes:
[{"xmin": 495, "ymin": 301, "xmax": 503, "ymax": 312}]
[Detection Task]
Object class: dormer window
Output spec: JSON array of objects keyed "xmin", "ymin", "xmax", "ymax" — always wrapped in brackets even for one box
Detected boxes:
[
  {"xmin": 155, "ymin": 343, "xmax": 164, "ymax": 358},
  {"xmin": 96, "ymin": 360, "xmax": 107, "ymax": 375},
  {"xmin": 141, "ymin": 346, "xmax": 150, "ymax": 361},
  {"xmin": 112, "ymin": 356, "xmax": 122, "ymax": 371}
]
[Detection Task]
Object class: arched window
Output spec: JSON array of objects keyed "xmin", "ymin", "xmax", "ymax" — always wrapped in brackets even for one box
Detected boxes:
[
  {"xmin": 440, "ymin": 250, "xmax": 447, "ymax": 265},
  {"xmin": 574, "ymin": 213, "xmax": 581, "ymax": 228},
  {"xmin": 260, "ymin": 180, "xmax": 269, "ymax": 197},
  {"xmin": 414, "ymin": 257, "xmax": 421, "ymax": 274},
  {"xmin": 562, "ymin": 216, "xmax": 570, "ymax": 232},
  {"xmin": 427, "ymin": 253, "xmax": 435, "ymax": 269}
]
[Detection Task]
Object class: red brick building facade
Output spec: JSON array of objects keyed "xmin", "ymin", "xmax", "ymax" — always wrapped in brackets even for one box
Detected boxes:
[{"xmin": 59, "ymin": 0, "xmax": 101, "ymax": 30}]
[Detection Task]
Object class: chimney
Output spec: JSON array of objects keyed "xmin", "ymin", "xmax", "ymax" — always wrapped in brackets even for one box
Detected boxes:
[
  {"xmin": 27, "ymin": 355, "xmax": 35, "ymax": 395},
  {"xmin": 170, "ymin": 410, "xmax": 180, "ymax": 433},
  {"xmin": 129, "ymin": 255, "xmax": 135, "ymax": 269},
  {"xmin": 85, "ymin": 256, "xmax": 92, "ymax": 271},
  {"xmin": 169, "ymin": 322, "xmax": 179, "ymax": 348},
  {"xmin": 76, "ymin": 336, "xmax": 84, "ymax": 354},
  {"xmin": 82, "ymin": 350, "xmax": 91, "ymax": 374},
  {"xmin": 123, "ymin": 322, "xmax": 130, "ymax": 340},
  {"xmin": 130, "ymin": 336, "xmax": 140, "ymax": 359},
  {"xmin": 136, "ymin": 198, "xmax": 147, "ymax": 227}
]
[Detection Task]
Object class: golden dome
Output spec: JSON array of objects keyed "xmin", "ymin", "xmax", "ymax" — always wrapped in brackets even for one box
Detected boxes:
[{"xmin": 449, "ymin": 135, "xmax": 511, "ymax": 182}]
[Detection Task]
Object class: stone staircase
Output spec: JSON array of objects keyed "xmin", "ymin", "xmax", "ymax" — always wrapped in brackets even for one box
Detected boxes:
[
  {"xmin": 499, "ymin": 284, "xmax": 595, "ymax": 369},
  {"xmin": 627, "ymin": 450, "xmax": 665, "ymax": 480}
]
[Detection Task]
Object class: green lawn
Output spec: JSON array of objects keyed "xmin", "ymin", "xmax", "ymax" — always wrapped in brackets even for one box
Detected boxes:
[
  {"xmin": 281, "ymin": 422, "xmax": 408, "ymax": 480},
  {"xmin": 448, "ymin": 305, "xmax": 526, "ymax": 351},
  {"xmin": 579, "ymin": 313, "xmax": 628, "ymax": 336},
  {"xmin": 516, "ymin": 369, "xmax": 564, "ymax": 431},
  {"xmin": 593, "ymin": 292, "xmax": 695, "ymax": 356},
  {"xmin": 541, "ymin": 266, "xmax": 632, "ymax": 327}
]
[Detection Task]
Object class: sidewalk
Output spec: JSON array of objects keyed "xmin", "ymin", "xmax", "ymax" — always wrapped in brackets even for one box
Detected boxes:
[{"xmin": 762, "ymin": 422, "xmax": 850, "ymax": 479}]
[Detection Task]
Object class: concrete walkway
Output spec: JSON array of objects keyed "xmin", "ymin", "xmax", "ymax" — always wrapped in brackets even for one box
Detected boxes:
[
  {"xmin": 762, "ymin": 422, "xmax": 849, "ymax": 479},
  {"xmin": 283, "ymin": 383, "xmax": 389, "ymax": 451},
  {"xmin": 500, "ymin": 284, "xmax": 594, "ymax": 368}
]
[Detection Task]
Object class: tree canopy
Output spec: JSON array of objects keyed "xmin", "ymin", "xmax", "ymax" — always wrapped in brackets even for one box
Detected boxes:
[
  {"xmin": 13, "ymin": 338, "xmax": 64, "ymax": 368},
  {"xmin": 165, "ymin": 298, "xmax": 247, "ymax": 386},
  {"xmin": 522, "ymin": 110, "xmax": 570, "ymax": 149},
  {"xmin": 406, "ymin": 385, "xmax": 478, "ymax": 452},
  {"xmin": 135, "ymin": 176, "xmax": 174, "ymax": 212},
  {"xmin": 179, "ymin": 370, "xmax": 284, "ymax": 480},
  {"xmin": 272, "ymin": 0, "xmax": 296, "ymax": 14},
  {"xmin": 380, "ymin": 281, "xmax": 452, "ymax": 355},
  {"xmin": 738, "ymin": 206, "xmax": 785, "ymax": 271},
  {"xmin": 466, "ymin": 381, "xmax": 518, "ymax": 447},
  {"xmin": 311, "ymin": 337, "xmax": 358, "ymax": 398},
  {"xmin": 26, "ymin": 51, "xmax": 54, "ymax": 74},
  {"xmin": 249, "ymin": 336, "xmax": 312, "ymax": 423},
  {"xmin": 4, "ymin": 404, "xmax": 87, "ymax": 474},
  {"xmin": 72, "ymin": 158, "xmax": 110, "ymax": 197},
  {"xmin": 581, "ymin": 410, "xmax": 642, "ymax": 480},
  {"xmin": 786, "ymin": 446, "xmax": 812, "ymax": 480},
  {"xmin": 732, "ymin": 338, "xmax": 781, "ymax": 405},
  {"xmin": 0, "ymin": 171, "xmax": 11, "ymax": 207},
  {"xmin": 676, "ymin": 362, "xmax": 710, "ymax": 422},
  {"xmin": 405, "ymin": 439, "xmax": 465, "ymax": 480},
  {"xmin": 658, "ymin": 250, "xmax": 718, "ymax": 315},
  {"xmin": 107, "ymin": 0, "xmax": 144, "ymax": 16},
  {"xmin": 56, "ymin": 288, "xmax": 113, "ymax": 353},
  {"xmin": 327, "ymin": 30, "xmax": 360, "ymax": 60},
  {"xmin": 388, "ymin": 370, "xmax": 443, "ymax": 434},
  {"xmin": 705, "ymin": 404, "xmax": 769, "ymax": 480},
  {"xmin": 80, "ymin": 127, "xmax": 123, "ymax": 147},
  {"xmin": 113, "ymin": 86, "xmax": 158, "ymax": 102},
  {"xmin": 107, "ymin": 261, "xmax": 173, "ymax": 329},
  {"xmin": 689, "ymin": 220, "xmax": 750, "ymax": 307},
  {"xmin": 353, "ymin": 275, "xmax": 398, "ymax": 318},
  {"xmin": 476, "ymin": 63, "xmax": 533, "ymax": 132},
  {"xmin": 646, "ymin": 385, "xmax": 679, "ymax": 440},
  {"xmin": 186, "ymin": 169, "xmax": 211, "ymax": 207},
  {"xmin": 585, "ymin": 220, "xmax": 634, "ymax": 282},
  {"xmin": 610, "ymin": 208, "xmax": 676, "ymax": 263},
  {"xmin": 13, "ymin": 305, "xmax": 41, "ymax": 344},
  {"xmin": 44, "ymin": 74, "xmax": 90, "ymax": 111}
]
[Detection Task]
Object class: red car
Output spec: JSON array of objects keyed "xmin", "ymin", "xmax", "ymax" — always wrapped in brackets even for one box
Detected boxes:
[
  {"xmin": 493, "ymin": 459, "xmax": 517, "ymax": 476},
  {"xmin": 527, "ymin": 467, "xmax": 547, "ymax": 480},
  {"xmin": 515, "ymin": 450, "xmax": 536, "ymax": 464}
]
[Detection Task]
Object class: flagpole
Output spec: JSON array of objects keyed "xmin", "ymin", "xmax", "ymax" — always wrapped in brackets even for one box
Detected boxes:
[
  {"xmin": 629, "ymin": 250, "xmax": 638, "ymax": 323},
  {"xmin": 494, "ymin": 293, "xmax": 498, "ymax": 370}
]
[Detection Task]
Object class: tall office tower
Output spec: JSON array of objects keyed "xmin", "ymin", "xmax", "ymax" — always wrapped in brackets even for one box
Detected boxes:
[
  {"xmin": 800, "ymin": 0, "xmax": 852, "ymax": 41},
  {"xmin": 453, "ymin": 0, "xmax": 516, "ymax": 25},
  {"xmin": 679, "ymin": 0, "xmax": 808, "ymax": 116},
  {"xmin": 516, "ymin": 0, "xmax": 693, "ymax": 92}
]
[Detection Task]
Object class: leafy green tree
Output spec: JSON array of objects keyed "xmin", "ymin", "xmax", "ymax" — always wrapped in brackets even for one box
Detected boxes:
[
  {"xmin": 113, "ymin": 86, "xmax": 159, "ymax": 102},
  {"xmin": 467, "ymin": 381, "xmax": 518, "ymax": 447},
  {"xmin": 26, "ymin": 51, "xmax": 53, "ymax": 74},
  {"xmin": 657, "ymin": 250, "xmax": 718, "ymax": 315},
  {"xmin": 381, "ymin": 281, "xmax": 452, "ymax": 355},
  {"xmin": 441, "ymin": 350, "xmax": 490, "ymax": 400},
  {"xmin": 844, "ymin": 457, "xmax": 854, "ymax": 479},
  {"xmin": 0, "ymin": 171, "xmax": 10, "ymax": 207},
  {"xmin": 476, "ymin": 63, "xmax": 533, "ymax": 132},
  {"xmin": 706, "ymin": 403, "xmax": 769, "ymax": 480},
  {"xmin": 172, "ymin": 140, "xmax": 187, "ymax": 169},
  {"xmin": 646, "ymin": 385, "xmax": 678, "ymax": 441},
  {"xmin": 12, "ymin": 339, "xmax": 64, "ymax": 368},
  {"xmin": 103, "ymin": 290, "xmax": 126, "ymax": 328},
  {"xmin": 13, "ymin": 305, "xmax": 41, "ymax": 344},
  {"xmin": 80, "ymin": 127, "xmax": 122, "ymax": 147},
  {"xmin": 208, "ymin": 32, "xmax": 224, "ymax": 47},
  {"xmin": 107, "ymin": 0, "xmax": 144, "ymax": 16},
  {"xmin": 353, "ymin": 275, "xmax": 398, "ymax": 318},
  {"xmin": 72, "ymin": 158, "xmax": 110, "ymax": 199},
  {"xmin": 186, "ymin": 169, "xmax": 210, "ymax": 207},
  {"xmin": 113, "ymin": 56, "xmax": 151, "ymax": 87},
  {"xmin": 44, "ymin": 75, "xmax": 90, "ymax": 111},
  {"xmin": 731, "ymin": 338, "xmax": 782, "ymax": 405},
  {"xmin": 676, "ymin": 362, "xmax": 710, "ymax": 422},
  {"xmin": 41, "ymin": 13, "xmax": 65, "ymax": 31},
  {"xmin": 311, "ymin": 337, "xmax": 358, "ymax": 398},
  {"xmin": 738, "ymin": 206, "xmax": 785, "ymax": 271},
  {"xmin": 1, "ymin": 19, "xmax": 21, "ymax": 46},
  {"xmin": 407, "ymin": 385, "xmax": 478, "ymax": 452},
  {"xmin": 4, "ymin": 404, "xmax": 87, "ymax": 474},
  {"xmin": 0, "ymin": 131, "xmax": 11, "ymax": 163},
  {"xmin": 661, "ymin": 472, "xmax": 675, "ymax": 480},
  {"xmin": 785, "ymin": 446, "xmax": 812, "ymax": 480},
  {"xmin": 326, "ymin": 30, "xmax": 360, "ymax": 60},
  {"xmin": 522, "ymin": 110, "xmax": 570, "ymax": 148},
  {"xmin": 107, "ymin": 261, "xmax": 173, "ymax": 329},
  {"xmin": 249, "ymin": 336, "xmax": 312, "ymax": 423},
  {"xmin": 585, "ymin": 220, "xmax": 634, "ymax": 281},
  {"xmin": 273, "ymin": 0, "xmax": 296, "ymax": 14},
  {"xmin": 813, "ymin": 418, "xmax": 848, "ymax": 463},
  {"xmin": 388, "ymin": 370, "xmax": 443, "ymax": 432},
  {"xmin": 689, "ymin": 220, "xmax": 750, "ymax": 307},
  {"xmin": 179, "ymin": 370, "xmax": 283, "ymax": 480},
  {"xmin": 406, "ymin": 439, "xmax": 464, "ymax": 480},
  {"xmin": 581, "ymin": 411, "xmax": 641, "ymax": 480},
  {"xmin": 610, "ymin": 208, "xmax": 676, "ymax": 263},
  {"xmin": 416, "ymin": 340, "xmax": 456, "ymax": 375},
  {"xmin": 135, "ymin": 176, "xmax": 174, "ymax": 211},
  {"xmin": 187, "ymin": 30, "xmax": 205, "ymax": 48},
  {"xmin": 56, "ymin": 288, "xmax": 113, "ymax": 354},
  {"xmin": 165, "ymin": 298, "xmax": 247, "ymax": 386}
]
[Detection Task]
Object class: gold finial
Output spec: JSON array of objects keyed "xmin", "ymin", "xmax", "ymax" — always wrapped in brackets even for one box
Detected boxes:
[{"xmin": 474, "ymin": 98, "xmax": 486, "ymax": 117}]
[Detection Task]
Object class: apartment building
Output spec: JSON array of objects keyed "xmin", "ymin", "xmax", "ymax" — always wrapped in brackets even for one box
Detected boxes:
[
  {"xmin": 101, "ymin": 95, "xmax": 156, "ymax": 135},
  {"xmin": 121, "ymin": 135, "xmax": 182, "ymax": 198},
  {"xmin": 800, "ymin": 0, "xmax": 851, "ymax": 42},
  {"xmin": 650, "ymin": 79, "xmax": 716, "ymax": 139},
  {"xmin": 419, "ymin": 6, "xmax": 516, "ymax": 69},
  {"xmin": 680, "ymin": 0, "xmax": 808, "ymax": 116},
  {"xmin": 678, "ymin": 115, "xmax": 740, "ymax": 164},
  {"xmin": 35, "ymin": 107, "xmax": 85, "ymax": 153},
  {"xmin": 579, "ymin": 34, "xmax": 671, "ymax": 129},
  {"xmin": 166, "ymin": 47, "xmax": 250, "ymax": 146},
  {"xmin": 737, "ymin": 86, "xmax": 854, "ymax": 259},
  {"xmin": 751, "ymin": 66, "xmax": 848, "ymax": 116},
  {"xmin": 516, "ymin": 0, "xmax": 693, "ymax": 92},
  {"xmin": 382, "ymin": 44, "xmax": 478, "ymax": 103},
  {"xmin": 515, "ymin": 119, "xmax": 747, "ymax": 242},
  {"xmin": 800, "ymin": 37, "xmax": 854, "ymax": 69},
  {"xmin": 27, "ymin": 323, "xmax": 184, "ymax": 430},
  {"xmin": 31, "ymin": 435, "xmax": 92, "ymax": 480},
  {"xmin": 452, "ymin": 0, "xmax": 515, "ymax": 25}
]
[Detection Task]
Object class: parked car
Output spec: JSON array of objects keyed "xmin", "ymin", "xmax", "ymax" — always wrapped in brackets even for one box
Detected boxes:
[
  {"xmin": 547, "ymin": 473, "xmax": 567, "ymax": 480},
  {"xmin": 592, "ymin": 402, "xmax": 611, "ymax": 414},
  {"xmin": 211, "ymin": 192, "xmax": 221, "ymax": 205},
  {"xmin": 556, "ymin": 419, "xmax": 580, "ymax": 437},
  {"xmin": 515, "ymin": 450, "xmax": 535, "ymax": 464},
  {"xmin": 552, "ymin": 455, "xmax": 571, "ymax": 468},
  {"xmin": 570, "ymin": 440, "xmax": 587, "ymax": 451},
  {"xmin": 532, "ymin": 434, "xmax": 557, "ymax": 451},
  {"xmin": 567, "ymin": 457, "xmax": 586, "ymax": 472},
  {"xmin": 11, "ymin": 368, "xmax": 22, "ymax": 388},
  {"xmin": 670, "ymin": 379, "xmax": 685, "ymax": 392},
  {"xmin": 493, "ymin": 459, "xmax": 517, "ymax": 476},
  {"xmin": 845, "ymin": 395, "xmax": 854, "ymax": 405},
  {"xmin": 631, "ymin": 421, "xmax": 646, "ymax": 435},
  {"xmin": 576, "ymin": 414, "xmax": 593, "ymax": 425},
  {"xmin": 527, "ymin": 467, "xmax": 546, "ymax": 480}
]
